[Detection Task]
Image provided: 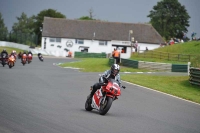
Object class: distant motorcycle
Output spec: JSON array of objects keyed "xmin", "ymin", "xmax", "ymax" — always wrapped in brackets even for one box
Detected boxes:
[
  {"xmin": 27, "ymin": 54, "xmax": 32, "ymax": 64},
  {"xmin": 21, "ymin": 54, "xmax": 27, "ymax": 66},
  {"xmin": 7, "ymin": 55, "xmax": 15, "ymax": 68},
  {"xmin": 0, "ymin": 53, "xmax": 8, "ymax": 67},
  {"xmin": 18, "ymin": 52, "xmax": 22, "ymax": 59},
  {"xmin": 85, "ymin": 76, "xmax": 126, "ymax": 115},
  {"xmin": 38, "ymin": 54, "xmax": 44, "ymax": 62}
]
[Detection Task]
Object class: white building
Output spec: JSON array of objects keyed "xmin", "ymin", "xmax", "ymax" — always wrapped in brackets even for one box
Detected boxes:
[{"xmin": 41, "ymin": 17, "xmax": 164, "ymax": 58}]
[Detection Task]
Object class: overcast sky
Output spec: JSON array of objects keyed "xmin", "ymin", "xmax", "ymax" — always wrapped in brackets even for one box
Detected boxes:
[{"xmin": 0, "ymin": 0, "xmax": 199, "ymax": 38}]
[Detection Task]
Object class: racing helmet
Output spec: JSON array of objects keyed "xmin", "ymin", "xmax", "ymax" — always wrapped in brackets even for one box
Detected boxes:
[{"xmin": 111, "ymin": 64, "xmax": 120, "ymax": 76}]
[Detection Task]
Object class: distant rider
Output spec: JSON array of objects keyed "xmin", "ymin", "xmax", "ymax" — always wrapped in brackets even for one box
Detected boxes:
[
  {"xmin": 1, "ymin": 49, "xmax": 8, "ymax": 58},
  {"xmin": 27, "ymin": 50, "xmax": 33, "ymax": 56},
  {"xmin": 21, "ymin": 51, "xmax": 27, "ymax": 62},
  {"xmin": 38, "ymin": 53, "xmax": 42, "ymax": 57}
]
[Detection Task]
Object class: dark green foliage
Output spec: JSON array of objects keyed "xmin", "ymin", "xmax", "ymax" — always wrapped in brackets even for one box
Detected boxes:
[
  {"xmin": 33, "ymin": 9, "xmax": 66, "ymax": 45},
  {"xmin": 147, "ymin": 0, "xmax": 190, "ymax": 40},
  {"xmin": 0, "ymin": 13, "xmax": 8, "ymax": 41},
  {"xmin": 12, "ymin": 12, "xmax": 35, "ymax": 34},
  {"xmin": 79, "ymin": 16, "xmax": 95, "ymax": 20}
]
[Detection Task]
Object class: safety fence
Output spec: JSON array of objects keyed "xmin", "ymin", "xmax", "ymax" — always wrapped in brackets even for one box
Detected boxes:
[
  {"xmin": 74, "ymin": 52, "xmax": 106, "ymax": 58},
  {"xmin": 189, "ymin": 68, "xmax": 200, "ymax": 86},
  {"xmin": 109, "ymin": 58, "xmax": 189, "ymax": 73}
]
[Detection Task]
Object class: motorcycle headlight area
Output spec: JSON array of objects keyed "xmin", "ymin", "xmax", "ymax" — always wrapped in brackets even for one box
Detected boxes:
[{"xmin": 110, "ymin": 87, "xmax": 118, "ymax": 94}]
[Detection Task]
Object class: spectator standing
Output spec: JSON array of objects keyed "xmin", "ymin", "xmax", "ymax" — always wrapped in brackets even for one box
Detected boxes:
[
  {"xmin": 113, "ymin": 48, "xmax": 120, "ymax": 64},
  {"xmin": 169, "ymin": 38, "xmax": 174, "ymax": 45},
  {"xmin": 145, "ymin": 47, "xmax": 148, "ymax": 51},
  {"xmin": 121, "ymin": 48, "xmax": 125, "ymax": 53},
  {"xmin": 112, "ymin": 48, "xmax": 116, "ymax": 57},
  {"xmin": 134, "ymin": 41, "xmax": 138, "ymax": 52},
  {"xmin": 191, "ymin": 32, "xmax": 197, "ymax": 40},
  {"xmin": 68, "ymin": 51, "xmax": 72, "ymax": 57}
]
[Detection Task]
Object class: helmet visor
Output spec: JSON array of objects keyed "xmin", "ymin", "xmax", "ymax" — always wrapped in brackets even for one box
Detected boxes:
[{"xmin": 112, "ymin": 69, "xmax": 119, "ymax": 75}]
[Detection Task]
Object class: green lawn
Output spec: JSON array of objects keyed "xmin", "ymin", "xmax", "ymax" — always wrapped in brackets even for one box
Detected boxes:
[
  {"xmin": 59, "ymin": 58, "xmax": 153, "ymax": 72},
  {"xmin": 59, "ymin": 58, "xmax": 200, "ymax": 104},
  {"xmin": 121, "ymin": 74, "xmax": 200, "ymax": 103},
  {"xmin": 131, "ymin": 41, "xmax": 200, "ymax": 67}
]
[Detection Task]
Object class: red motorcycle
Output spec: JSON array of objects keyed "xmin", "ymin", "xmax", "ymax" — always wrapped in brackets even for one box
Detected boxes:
[
  {"xmin": 7, "ymin": 55, "xmax": 15, "ymax": 68},
  {"xmin": 27, "ymin": 54, "xmax": 32, "ymax": 64},
  {"xmin": 21, "ymin": 54, "xmax": 27, "ymax": 66},
  {"xmin": 85, "ymin": 77, "xmax": 126, "ymax": 115}
]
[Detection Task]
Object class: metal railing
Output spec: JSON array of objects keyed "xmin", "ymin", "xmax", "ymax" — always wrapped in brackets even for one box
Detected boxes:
[
  {"xmin": 189, "ymin": 68, "xmax": 200, "ymax": 86},
  {"xmin": 137, "ymin": 51, "xmax": 196, "ymax": 62}
]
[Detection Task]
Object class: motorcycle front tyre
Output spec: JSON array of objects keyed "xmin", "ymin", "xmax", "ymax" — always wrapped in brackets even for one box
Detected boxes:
[
  {"xmin": 99, "ymin": 96, "xmax": 113, "ymax": 115},
  {"xmin": 85, "ymin": 97, "xmax": 93, "ymax": 111}
]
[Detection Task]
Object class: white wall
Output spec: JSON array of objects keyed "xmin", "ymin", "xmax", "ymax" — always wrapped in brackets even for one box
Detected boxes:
[
  {"xmin": 41, "ymin": 37, "xmax": 161, "ymax": 58},
  {"xmin": 41, "ymin": 37, "xmax": 112, "ymax": 57},
  {"xmin": 137, "ymin": 43, "xmax": 160, "ymax": 53}
]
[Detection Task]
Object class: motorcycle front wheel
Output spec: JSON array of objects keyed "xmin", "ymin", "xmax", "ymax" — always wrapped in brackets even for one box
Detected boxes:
[
  {"xmin": 99, "ymin": 96, "xmax": 113, "ymax": 115},
  {"xmin": 85, "ymin": 96, "xmax": 93, "ymax": 111}
]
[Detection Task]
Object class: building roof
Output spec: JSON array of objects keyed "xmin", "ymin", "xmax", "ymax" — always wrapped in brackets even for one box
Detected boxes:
[{"xmin": 42, "ymin": 17, "xmax": 164, "ymax": 44}]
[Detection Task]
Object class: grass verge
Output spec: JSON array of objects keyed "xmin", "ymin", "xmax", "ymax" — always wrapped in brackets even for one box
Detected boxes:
[
  {"xmin": 59, "ymin": 58, "xmax": 151, "ymax": 72},
  {"xmin": 121, "ymin": 74, "xmax": 200, "ymax": 104},
  {"xmin": 59, "ymin": 58, "xmax": 200, "ymax": 104}
]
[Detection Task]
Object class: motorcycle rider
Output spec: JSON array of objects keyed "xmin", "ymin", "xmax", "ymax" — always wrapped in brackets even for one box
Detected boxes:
[
  {"xmin": 1, "ymin": 49, "xmax": 8, "ymax": 58},
  {"xmin": 10, "ymin": 51, "xmax": 15, "ymax": 56},
  {"xmin": 27, "ymin": 50, "xmax": 33, "ymax": 56},
  {"xmin": 38, "ymin": 53, "xmax": 42, "ymax": 57},
  {"xmin": 87, "ymin": 64, "xmax": 121, "ymax": 101},
  {"xmin": 21, "ymin": 51, "xmax": 27, "ymax": 62},
  {"xmin": 18, "ymin": 51, "xmax": 22, "ymax": 59}
]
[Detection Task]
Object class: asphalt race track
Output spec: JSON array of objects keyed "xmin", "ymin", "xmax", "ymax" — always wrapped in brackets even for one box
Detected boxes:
[{"xmin": 0, "ymin": 57, "xmax": 200, "ymax": 133}]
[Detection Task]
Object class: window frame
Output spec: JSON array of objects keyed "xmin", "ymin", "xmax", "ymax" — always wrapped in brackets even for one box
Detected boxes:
[
  {"xmin": 99, "ymin": 41, "xmax": 107, "ymax": 46},
  {"xmin": 49, "ymin": 38, "xmax": 61, "ymax": 43}
]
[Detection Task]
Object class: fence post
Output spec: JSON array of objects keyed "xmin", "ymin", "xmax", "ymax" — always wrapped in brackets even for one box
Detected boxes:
[
  {"xmin": 160, "ymin": 52, "xmax": 161, "ymax": 59},
  {"xmin": 189, "ymin": 55, "xmax": 190, "ymax": 61},
  {"xmin": 168, "ymin": 53, "xmax": 169, "ymax": 60},
  {"xmin": 188, "ymin": 62, "xmax": 191, "ymax": 76},
  {"xmin": 178, "ymin": 54, "xmax": 180, "ymax": 61}
]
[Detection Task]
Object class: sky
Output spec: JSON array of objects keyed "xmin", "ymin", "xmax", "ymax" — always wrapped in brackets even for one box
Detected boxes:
[{"xmin": 0, "ymin": 0, "xmax": 199, "ymax": 39}]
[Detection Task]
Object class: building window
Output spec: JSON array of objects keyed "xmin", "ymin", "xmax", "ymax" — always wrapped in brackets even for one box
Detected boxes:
[
  {"xmin": 56, "ymin": 38, "xmax": 61, "ymax": 42},
  {"xmin": 99, "ymin": 41, "xmax": 107, "ymax": 46},
  {"xmin": 76, "ymin": 39, "xmax": 84, "ymax": 44},
  {"xmin": 50, "ymin": 38, "xmax": 61, "ymax": 43}
]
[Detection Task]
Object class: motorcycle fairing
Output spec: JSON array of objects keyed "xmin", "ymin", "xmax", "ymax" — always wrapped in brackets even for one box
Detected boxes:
[{"xmin": 91, "ymin": 89, "xmax": 104, "ymax": 110}]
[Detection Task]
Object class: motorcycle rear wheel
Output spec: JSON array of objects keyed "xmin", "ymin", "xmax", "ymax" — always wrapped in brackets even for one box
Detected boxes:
[{"xmin": 99, "ymin": 97, "xmax": 113, "ymax": 115}]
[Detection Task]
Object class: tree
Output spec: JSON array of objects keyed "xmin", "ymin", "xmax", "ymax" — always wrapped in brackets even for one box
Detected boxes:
[
  {"xmin": 79, "ymin": 16, "xmax": 94, "ymax": 20},
  {"xmin": 12, "ymin": 12, "xmax": 35, "ymax": 34},
  {"xmin": 33, "ymin": 9, "xmax": 66, "ymax": 45},
  {"xmin": 10, "ymin": 12, "xmax": 36, "ymax": 45},
  {"xmin": 0, "ymin": 12, "xmax": 8, "ymax": 41},
  {"xmin": 147, "ymin": 0, "xmax": 190, "ymax": 40}
]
